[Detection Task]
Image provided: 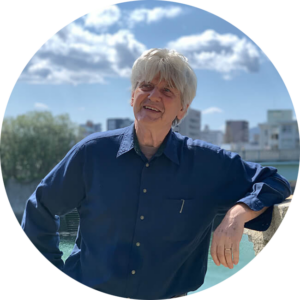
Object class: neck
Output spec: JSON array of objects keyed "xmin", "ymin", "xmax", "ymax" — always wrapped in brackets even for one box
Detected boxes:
[{"xmin": 135, "ymin": 120, "xmax": 170, "ymax": 147}]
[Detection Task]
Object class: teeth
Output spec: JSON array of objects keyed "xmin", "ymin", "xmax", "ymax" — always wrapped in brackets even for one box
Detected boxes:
[{"xmin": 145, "ymin": 106, "xmax": 159, "ymax": 112}]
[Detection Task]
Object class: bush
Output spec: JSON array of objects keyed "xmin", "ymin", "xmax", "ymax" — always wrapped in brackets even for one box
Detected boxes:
[{"xmin": 0, "ymin": 111, "xmax": 80, "ymax": 183}]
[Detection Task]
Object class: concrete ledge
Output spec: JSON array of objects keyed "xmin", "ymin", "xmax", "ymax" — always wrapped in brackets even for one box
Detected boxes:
[{"xmin": 244, "ymin": 196, "xmax": 292, "ymax": 255}]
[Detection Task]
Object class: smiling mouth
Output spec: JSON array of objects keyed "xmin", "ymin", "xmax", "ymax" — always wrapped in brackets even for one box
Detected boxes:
[
  {"xmin": 143, "ymin": 106, "xmax": 160, "ymax": 113},
  {"xmin": 143, "ymin": 106, "xmax": 161, "ymax": 112}
]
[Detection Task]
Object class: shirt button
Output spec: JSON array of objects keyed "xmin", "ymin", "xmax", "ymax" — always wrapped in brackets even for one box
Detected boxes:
[
  {"xmin": 146, "ymin": 163, "xmax": 149, "ymax": 167},
  {"xmin": 143, "ymin": 189, "xmax": 147, "ymax": 193},
  {"xmin": 136, "ymin": 242, "xmax": 140, "ymax": 247},
  {"xmin": 140, "ymin": 215, "xmax": 144, "ymax": 220},
  {"xmin": 131, "ymin": 270, "xmax": 136, "ymax": 275}
]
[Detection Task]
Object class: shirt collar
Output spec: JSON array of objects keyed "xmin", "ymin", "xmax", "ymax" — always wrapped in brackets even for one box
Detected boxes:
[{"xmin": 117, "ymin": 122, "xmax": 180, "ymax": 165}]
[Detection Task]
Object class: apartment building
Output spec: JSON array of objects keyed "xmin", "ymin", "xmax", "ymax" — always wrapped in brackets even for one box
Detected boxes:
[
  {"xmin": 224, "ymin": 120, "xmax": 249, "ymax": 143},
  {"xmin": 107, "ymin": 118, "xmax": 134, "ymax": 131},
  {"xmin": 200, "ymin": 125, "xmax": 223, "ymax": 146},
  {"xmin": 173, "ymin": 108, "xmax": 201, "ymax": 140},
  {"xmin": 79, "ymin": 121, "xmax": 101, "ymax": 137},
  {"xmin": 259, "ymin": 110, "xmax": 299, "ymax": 150},
  {"xmin": 278, "ymin": 121, "xmax": 300, "ymax": 149}
]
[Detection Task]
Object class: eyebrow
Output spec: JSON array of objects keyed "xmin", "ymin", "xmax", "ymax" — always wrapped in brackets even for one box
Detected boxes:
[{"xmin": 139, "ymin": 81, "xmax": 179, "ymax": 93}]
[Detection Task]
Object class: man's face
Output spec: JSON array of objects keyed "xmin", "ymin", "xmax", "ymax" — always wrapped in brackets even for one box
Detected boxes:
[{"xmin": 131, "ymin": 74, "xmax": 188, "ymax": 129}]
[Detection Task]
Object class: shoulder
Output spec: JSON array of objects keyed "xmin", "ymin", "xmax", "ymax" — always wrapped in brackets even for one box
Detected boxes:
[
  {"xmin": 172, "ymin": 131, "xmax": 223, "ymax": 155},
  {"xmin": 172, "ymin": 131, "xmax": 240, "ymax": 163},
  {"xmin": 68, "ymin": 127, "xmax": 128, "ymax": 156}
]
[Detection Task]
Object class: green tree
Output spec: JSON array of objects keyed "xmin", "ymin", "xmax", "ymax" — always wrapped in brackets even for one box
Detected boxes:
[{"xmin": 0, "ymin": 111, "xmax": 81, "ymax": 183}]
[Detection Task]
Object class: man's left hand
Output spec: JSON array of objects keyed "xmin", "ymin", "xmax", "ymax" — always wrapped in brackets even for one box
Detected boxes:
[{"xmin": 210, "ymin": 204, "xmax": 247, "ymax": 269}]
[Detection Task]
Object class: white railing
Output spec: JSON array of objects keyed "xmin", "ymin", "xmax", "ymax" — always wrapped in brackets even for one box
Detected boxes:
[{"xmin": 238, "ymin": 149, "xmax": 299, "ymax": 162}]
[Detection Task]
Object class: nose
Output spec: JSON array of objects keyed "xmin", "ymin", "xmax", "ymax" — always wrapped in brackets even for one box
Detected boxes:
[{"xmin": 148, "ymin": 86, "xmax": 161, "ymax": 102}]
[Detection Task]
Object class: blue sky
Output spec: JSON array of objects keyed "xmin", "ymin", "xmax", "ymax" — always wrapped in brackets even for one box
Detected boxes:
[{"xmin": 5, "ymin": 0, "xmax": 295, "ymax": 131}]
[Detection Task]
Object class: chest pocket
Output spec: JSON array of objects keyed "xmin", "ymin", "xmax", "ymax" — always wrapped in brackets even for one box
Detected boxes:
[{"xmin": 155, "ymin": 198, "xmax": 206, "ymax": 242}]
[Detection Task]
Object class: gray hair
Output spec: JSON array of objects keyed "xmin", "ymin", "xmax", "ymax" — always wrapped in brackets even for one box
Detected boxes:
[{"xmin": 131, "ymin": 48, "xmax": 197, "ymax": 126}]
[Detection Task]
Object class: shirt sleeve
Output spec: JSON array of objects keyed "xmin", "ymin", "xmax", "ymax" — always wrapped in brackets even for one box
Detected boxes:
[
  {"xmin": 216, "ymin": 150, "xmax": 292, "ymax": 231},
  {"xmin": 21, "ymin": 143, "xmax": 86, "ymax": 270}
]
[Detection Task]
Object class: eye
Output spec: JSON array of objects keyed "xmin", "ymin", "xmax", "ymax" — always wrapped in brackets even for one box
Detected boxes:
[{"xmin": 143, "ymin": 84, "xmax": 151, "ymax": 88}]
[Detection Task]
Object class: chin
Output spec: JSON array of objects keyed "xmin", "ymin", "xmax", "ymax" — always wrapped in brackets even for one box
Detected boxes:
[{"xmin": 138, "ymin": 118, "xmax": 160, "ymax": 126}]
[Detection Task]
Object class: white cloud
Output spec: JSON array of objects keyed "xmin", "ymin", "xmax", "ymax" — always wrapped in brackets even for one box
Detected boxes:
[
  {"xmin": 21, "ymin": 8, "xmax": 261, "ymax": 85},
  {"xmin": 18, "ymin": 5, "xmax": 187, "ymax": 85},
  {"xmin": 84, "ymin": 5, "xmax": 121, "ymax": 30},
  {"xmin": 20, "ymin": 24, "xmax": 147, "ymax": 85},
  {"xmin": 202, "ymin": 107, "xmax": 223, "ymax": 115},
  {"xmin": 34, "ymin": 102, "xmax": 49, "ymax": 110},
  {"xmin": 128, "ymin": 6, "xmax": 183, "ymax": 27},
  {"xmin": 167, "ymin": 30, "xmax": 261, "ymax": 79}
]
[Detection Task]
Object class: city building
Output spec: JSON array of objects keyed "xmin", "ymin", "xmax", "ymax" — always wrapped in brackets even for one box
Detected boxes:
[
  {"xmin": 259, "ymin": 110, "xmax": 299, "ymax": 150},
  {"xmin": 173, "ymin": 108, "xmax": 201, "ymax": 139},
  {"xmin": 259, "ymin": 123, "xmax": 279, "ymax": 150},
  {"xmin": 249, "ymin": 127, "xmax": 260, "ymax": 145},
  {"xmin": 239, "ymin": 127, "xmax": 262, "ymax": 150},
  {"xmin": 200, "ymin": 125, "xmax": 223, "ymax": 146},
  {"xmin": 224, "ymin": 120, "xmax": 249, "ymax": 143},
  {"xmin": 79, "ymin": 121, "xmax": 101, "ymax": 137},
  {"xmin": 267, "ymin": 110, "xmax": 293, "ymax": 124},
  {"xmin": 279, "ymin": 121, "xmax": 300, "ymax": 149},
  {"xmin": 107, "ymin": 118, "xmax": 134, "ymax": 131}
]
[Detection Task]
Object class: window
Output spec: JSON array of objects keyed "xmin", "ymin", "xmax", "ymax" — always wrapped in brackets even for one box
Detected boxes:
[{"xmin": 282, "ymin": 125, "xmax": 292, "ymax": 133}]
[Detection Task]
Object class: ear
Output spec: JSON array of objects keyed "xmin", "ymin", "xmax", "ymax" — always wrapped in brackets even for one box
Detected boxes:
[
  {"xmin": 130, "ymin": 91, "xmax": 134, "ymax": 107},
  {"xmin": 177, "ymin": 104, "xmax": 189, "ymax": 121}
]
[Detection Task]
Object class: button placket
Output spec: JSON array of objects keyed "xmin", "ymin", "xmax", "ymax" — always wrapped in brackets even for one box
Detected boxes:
[{"xmin": 127, "ymin": 163, "xmax": 149, "ymax": 300}]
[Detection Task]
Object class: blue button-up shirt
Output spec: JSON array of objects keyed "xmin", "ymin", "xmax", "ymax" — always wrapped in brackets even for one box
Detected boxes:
[{"xmin": 21, "ymin": 123, "xmax": 291, "ymax": 299}]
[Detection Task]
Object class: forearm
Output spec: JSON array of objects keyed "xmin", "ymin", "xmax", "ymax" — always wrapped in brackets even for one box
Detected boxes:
[{"xmin": 227, "ymin": 203, "xmax": 268, "ymax": 224}]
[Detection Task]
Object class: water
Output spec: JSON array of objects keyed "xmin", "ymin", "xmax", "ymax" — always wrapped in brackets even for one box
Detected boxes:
[
  {"xmin": 59, "ymin": 233, "xmax": 255, "ymax": 294},
  {"xmin": 260, "ymin": 161, "xmax": 298, "ymax": 182}
]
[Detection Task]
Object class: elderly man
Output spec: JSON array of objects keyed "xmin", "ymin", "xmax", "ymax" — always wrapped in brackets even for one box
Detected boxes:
[{"xmin": 22, "ymin": 48, "xmax": 291, "ymax": 299}]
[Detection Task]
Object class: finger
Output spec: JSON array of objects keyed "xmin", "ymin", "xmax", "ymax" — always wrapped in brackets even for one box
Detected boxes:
[
  {"xmin": 210, "ymin": 236, "xmax": 220, "ymax": 266},
  {"xmin": 232, "ymin": 242, "xmax": 240, "ymax": 265},
  {"xmin": 224, "ymin": 245, "xmax": 233, "ymax": 269},
  {"xmin": 217, "ymin": 245, "xmax": 228, "ymax": 268}
]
